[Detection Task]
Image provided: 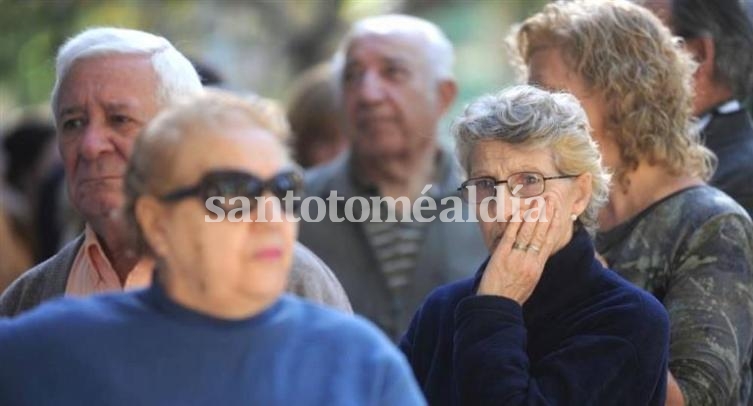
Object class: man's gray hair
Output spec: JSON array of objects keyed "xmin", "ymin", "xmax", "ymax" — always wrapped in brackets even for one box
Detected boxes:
[
  {"xmin": 51, "ymin": 27, "xmax": 202, "ymax": 115},
  {"xmin": 453, "ymin": 85, "xmax": 611, "ymax": 234},
  {"xmin": 672, "ymin": 0, "xmax": 753, "ymax": 100},
  {"xmin": 331, "ymin": 14, "xmax": 455, "ymax": 85}
]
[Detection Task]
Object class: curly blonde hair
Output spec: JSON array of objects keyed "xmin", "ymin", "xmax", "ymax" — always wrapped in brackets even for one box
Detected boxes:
[{"xmin": 509, "ymin": 0, "xmax": 715, "ymax": 185}]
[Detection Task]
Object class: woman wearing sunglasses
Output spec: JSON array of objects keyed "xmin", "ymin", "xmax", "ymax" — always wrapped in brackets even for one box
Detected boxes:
[
  {"xmin": 0, "ymin": 91, "xmax": 425, "ymax": 405},
  {"xmin": 400, "ymin": 85, "xmax": 670, "ymax": 405}
]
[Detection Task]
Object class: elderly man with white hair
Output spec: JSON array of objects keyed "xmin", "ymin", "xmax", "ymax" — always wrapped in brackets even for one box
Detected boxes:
[
  {"xmin": 0, "ymin": 27, "xmax": 351, "ymax": 316},
  {"xmin": 300, "ymin": 15, "xmax": 487, "ymax": 339}
]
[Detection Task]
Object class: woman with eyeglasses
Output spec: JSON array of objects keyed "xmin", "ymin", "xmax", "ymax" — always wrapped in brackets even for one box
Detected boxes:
[
  {"xmin": 400, "ymin": 85, "xmax": 670, "ymax": 405},
  {"xmin": 0, "ymin": 91, "xmax": 425, "ymax": 406},
  {"xmin": 512, "ymin": 2, "xmax": 753, "ymax": 405}
]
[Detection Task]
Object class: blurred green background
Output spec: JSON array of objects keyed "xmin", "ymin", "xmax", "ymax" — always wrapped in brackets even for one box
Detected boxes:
[{"xmin": 0, "ymin": 0, "xmax": 548, "ymax": 134}]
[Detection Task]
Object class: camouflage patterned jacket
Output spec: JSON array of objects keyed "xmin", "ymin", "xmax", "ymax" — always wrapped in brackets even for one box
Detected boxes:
[{"xmin": 596, "ymin": 185, "xmax": 753, "ymax": 406}]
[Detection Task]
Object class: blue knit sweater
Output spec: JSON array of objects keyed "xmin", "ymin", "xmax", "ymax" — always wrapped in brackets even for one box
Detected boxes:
[
  {"xmin": 400, "ymin": 228, "xmax": 669, "ymax": 405},
  {"xmin": 0, "ymin": 282, "xmax": 425, "ymax": 406}
]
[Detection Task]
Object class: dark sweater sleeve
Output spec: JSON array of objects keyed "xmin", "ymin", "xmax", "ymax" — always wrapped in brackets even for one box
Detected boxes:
[
  {"xmin": 453, "ymin": 295, "xmax": 642, "ymax": 405},
  {"xmin": 400, "ymin": 299, "xmax": 431, "ymax": 388},
  {"xmin": 399, "ymin": 314, "xmax": 415, "ymax": 367}
]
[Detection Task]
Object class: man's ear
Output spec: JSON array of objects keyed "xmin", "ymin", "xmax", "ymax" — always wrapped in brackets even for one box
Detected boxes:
[
  {"xmin": 685, "ymin": 36, "xmax": 716, "ymax": 80},
  {"xmin": 436, "ymin": 79, "xmax": 458, "ymax": 116},
  {"xmin": 135, "ymin": 196, "xmax": 169, "ymax": 258}
]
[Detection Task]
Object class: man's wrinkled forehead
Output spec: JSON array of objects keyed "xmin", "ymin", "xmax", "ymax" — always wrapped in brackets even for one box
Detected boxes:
[{"xmin": 345, "ymin": 32, "xmax": 430, "ymax": 68}]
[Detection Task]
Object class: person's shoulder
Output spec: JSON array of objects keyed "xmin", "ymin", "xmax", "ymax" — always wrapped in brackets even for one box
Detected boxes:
[
  {"xmin": 281, "ymin": 295, "xmax": 376, "ymax": 336},
  {"xmin": 632, "ymin": 185, "xmax": 751, "ymax": 244},
  {"xmin": 422, "ymin": 276, "xmax": 477, "ymax": 309},
  {"xmin": 279, "ymin": 295, "xmax": 406, "ymax": 358},
  {"xmin": 670, "ymin": 185, "xmax": 749, "ymax": 221},
  {"xmin": 0, "ymin": 291, "xmax": 142, "ymax": 349},
  {"xmin": 0, "ymin": 236, "xmax": 83, "ymax": 316},
  {"xmin": 592, "ymin": 266, "xmax": 670, "ymax": 335},
  {"xmin": 668, "ymin": 186, "xmax": 753, "ymax": 248},
  {"xmin": 403, "ymin": 275, "xmax": 479, "ymax": 333},
  {"xmin": 288, "ymin": 242, "xmax": 352, "ymax": 312},
  {"xmin": 304, "ymin": 153, "xmax": 348, "ymax": 196}
]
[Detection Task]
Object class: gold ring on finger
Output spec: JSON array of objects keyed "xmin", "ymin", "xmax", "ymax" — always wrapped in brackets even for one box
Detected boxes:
[
  {"xmin": 527, "ymin": 244, "xmax": 541, "ymax": 253},
  {"xmin": 512, "ymin": 241, "xmax": 527, "ymax": 251}
]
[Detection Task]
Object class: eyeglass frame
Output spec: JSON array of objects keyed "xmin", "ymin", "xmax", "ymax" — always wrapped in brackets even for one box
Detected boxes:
[{"xmin": 457, "ymin": 172, "xmax": 579, "ymax": 202}]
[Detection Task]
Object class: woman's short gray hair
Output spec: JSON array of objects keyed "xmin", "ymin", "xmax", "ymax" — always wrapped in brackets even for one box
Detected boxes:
[
  {"xmin": 453, "ymin": 85, "xmax": 611, "ymax": 234},
  {"xmin": 51, "ymin": 27, "xmax": 202, "ymax": 114}
]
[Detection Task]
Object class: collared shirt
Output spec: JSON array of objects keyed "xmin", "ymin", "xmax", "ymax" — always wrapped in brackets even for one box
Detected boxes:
[
  {"xmin": 65, "ymin": 225, "xmax": 153, "ymax": 296},
  {"xmin": 693, "ymin": 99, "xmax": 742, "ymax": 133},
  {"xmin": 301, "ymin": 147, "xmax": 488, "ymax": 339}
]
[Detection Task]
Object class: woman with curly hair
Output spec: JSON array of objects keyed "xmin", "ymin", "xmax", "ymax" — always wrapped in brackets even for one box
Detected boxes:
[{"xmin": 511, "ymin": 1, "xmax": 753, "ymax": 405}]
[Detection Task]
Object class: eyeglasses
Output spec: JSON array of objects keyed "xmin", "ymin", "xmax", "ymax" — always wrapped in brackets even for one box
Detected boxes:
[
  {"xmin": 160, "ymin": 169, "xmax": 303, "ymax": 212},
  {"xmin": 458, "ymin": 172, "xmax": 578, "ymax": 203}
]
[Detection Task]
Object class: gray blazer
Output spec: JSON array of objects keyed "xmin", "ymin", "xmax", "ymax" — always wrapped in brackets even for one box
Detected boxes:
[
  {"xmin": 0, "ymin": 237, "xmax": 352, "ymax": 317},
  {"xmin": 299, "ymin": 151, "xmax": 488, "ymax": 339}
]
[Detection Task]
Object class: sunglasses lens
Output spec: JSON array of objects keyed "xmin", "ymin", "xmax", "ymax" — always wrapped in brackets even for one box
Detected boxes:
[
  {"xmin": 199, "ymin": 170, "xmax": 302, "ymax": 214},
  {"xmin": 202, "ymin": 173, "xmax": 262, "ymax": 211},
  {"xmin": 271, "ymin": 172, "xmax": 303, "ymax": 212}
]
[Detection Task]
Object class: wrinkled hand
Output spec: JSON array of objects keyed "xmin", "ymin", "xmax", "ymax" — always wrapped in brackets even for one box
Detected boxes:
[{"xmin": 477, "ymin": 197, "xmax": 562, "ymax": 305}]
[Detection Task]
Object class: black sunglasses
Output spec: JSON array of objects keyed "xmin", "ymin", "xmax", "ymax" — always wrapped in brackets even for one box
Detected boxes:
[{"xmin": 160, "ymin": 169, "xmax": 303, "ymax": 212}]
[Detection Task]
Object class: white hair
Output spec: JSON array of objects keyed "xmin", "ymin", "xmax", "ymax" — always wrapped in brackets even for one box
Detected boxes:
[
  {"xmin": 51, "ymin": 27, "xmax": 202, "ymax": 115},
  {"xmin": 331, "ymin": 14, "xmax": 455, "ymax": 85},
  {"xmin": 453, "ymin": 85, "xmax": 611, "ymax": 235}
]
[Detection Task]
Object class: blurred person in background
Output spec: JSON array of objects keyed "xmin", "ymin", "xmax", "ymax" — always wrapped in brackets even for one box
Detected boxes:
[
  {"xmin": 512, "ymin": 1, "xmax": 753, "ymax": 405},
  {"xmin": 190, "ymin": 57, "xmax": 225, "ymax": 88},
  {"xmin": 286, "ymin": 63, "xmax": 350, "ymax": 168},
  {"xmin": 0, "ymin": 117, "xmax": 82, "ymax": 291},
  {"xmin": 0, "ymin": 91, "xmax": 425, "ymax": 406},
  {"xmin": 2, "ymin": 119, "xmax": 59, "ymax": 259},
  {"xmin": 0, "ymin": 147, "xmax": 33, "ymax": 292},
  {"xmin": 642, "ymin": 0, "xmax": 753, "ymax": 217},
  {"xmin": 299, "ymin": 14, "xmax": 487, "ymax": 340},
  {"xmin": 0, "ymin": 27, "xmax": 351, "ymax": 317}
]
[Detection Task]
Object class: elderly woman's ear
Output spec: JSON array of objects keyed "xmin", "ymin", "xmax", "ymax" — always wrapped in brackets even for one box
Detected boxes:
[
  {"xmin": 134, "ymin": 196, "xmax": 170, "ymax": 259},
  {"xmin": 571, "ymin": 172, "xmax": 592, "ymax": 219}
]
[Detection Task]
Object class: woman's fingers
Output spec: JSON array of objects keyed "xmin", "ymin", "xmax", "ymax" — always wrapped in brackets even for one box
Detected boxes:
[
  {"xmin": 540, "ymin": 199, "xmax": 562, "ymax": 256},
  {"xmin": 513, "ymin": 199, "xmax": 539, "ymax": 250},
  {"xmin": 498, "ymin": 209, "xmax": 523, "ymax": 255},
  {"xmin": 528, "ymin": 196, "xmax": 555, "ymax": 257}
]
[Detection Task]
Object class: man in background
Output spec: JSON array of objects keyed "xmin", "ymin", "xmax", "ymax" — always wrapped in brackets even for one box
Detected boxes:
[
  {"xmin": 300, "ymin": 15, "xmax": 487, "ymax": 339},
  {"xmin": 0, "ymin": 27, "xmax": 351, "ymax": 316},
  {"xmin": 645, "ymin": 0, "xmax": 753, "ymax": 216}
]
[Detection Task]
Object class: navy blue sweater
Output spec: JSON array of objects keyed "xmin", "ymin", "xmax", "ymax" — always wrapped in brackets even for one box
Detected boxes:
[
  {"xmin": 0, "ymin": 282, "xmax": 426, "ymax": 406},
  {"xmin": 400, "ymin": 228, "xmax": 669, "ymax": 405}
]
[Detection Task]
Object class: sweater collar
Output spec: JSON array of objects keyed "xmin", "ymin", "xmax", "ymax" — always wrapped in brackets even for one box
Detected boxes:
[
  {"xmin": 473, "ymin": 227, "xmax": 598, "ymax": 320},
  {"xmin": 696, "ymin": 99, "xmax": 743, "ymax": 134},
  {"xmin": 139, "ymin": 278, "xmax": 286, "ymax": 330}
]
